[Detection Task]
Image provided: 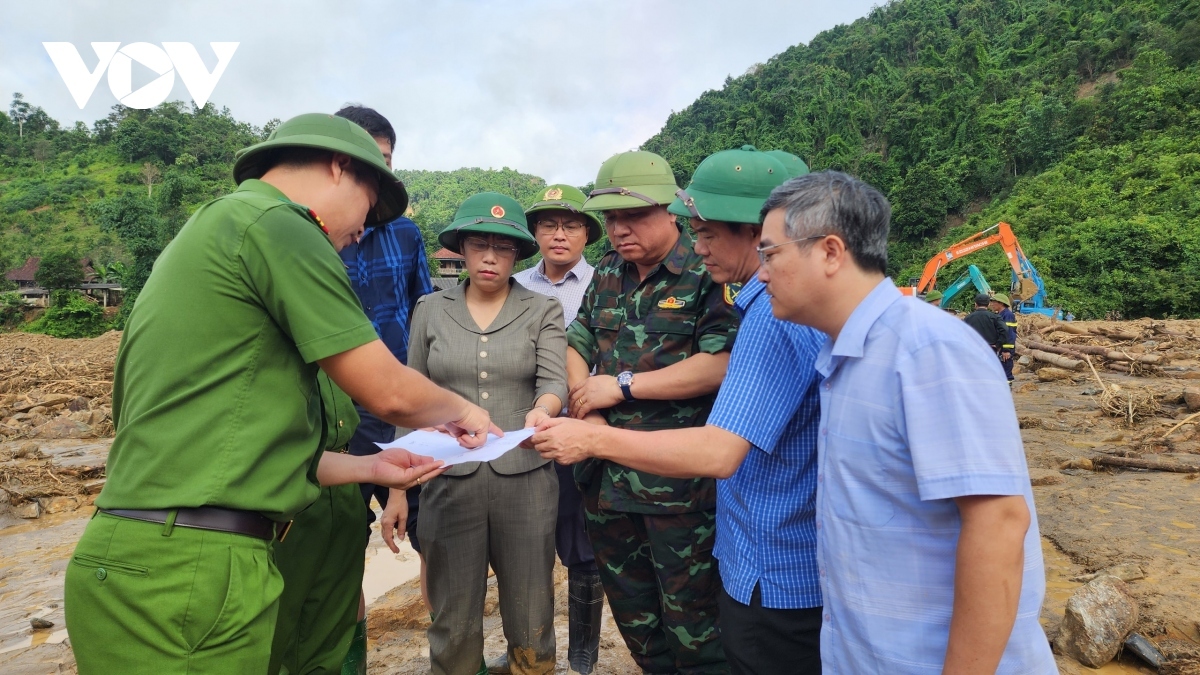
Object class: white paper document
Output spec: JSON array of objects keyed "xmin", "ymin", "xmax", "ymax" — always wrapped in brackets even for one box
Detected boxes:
[{"xmin": 375, "ymin": 428, "xmax": 536, "ymax": 467}]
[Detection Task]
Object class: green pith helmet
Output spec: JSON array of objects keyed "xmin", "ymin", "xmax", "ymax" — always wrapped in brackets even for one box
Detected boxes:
[
  {"xmin": 924, "ymin": 289, "xmax": 944, "ymax": 302},
  {"xmin": 764, "ymin": 150, "xmax": 810, "ymax": 179},
  {"xmin": 438, "ymin": 192, "xmax": 539, "ymax": 260},
  {"xmin": 668, "ymin": 145, "xmax": 788, "ymax": 225},
  {"xmin": 582, "ymin": 151, "xmax": 680, "ymax": 212},
  {"xmin": 992, "ymin": 293, "xmax": 1011, "ymax": 307},
  {"xmin": 525, "ymin": 184, "xmax": 604, "ymax": 244},
  {"xmin": 233, "ymin": 113, "xmax": 408, "ymax": 226}
]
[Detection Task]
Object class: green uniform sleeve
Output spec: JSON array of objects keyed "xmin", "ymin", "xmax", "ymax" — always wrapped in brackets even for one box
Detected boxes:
[
  {"xmin": 696, "ymin": 281, "xmax": 739, "ymax": 354},
  {"xmin": 239, "ymin": 207, "xmax": 379, "ymax": 363}
]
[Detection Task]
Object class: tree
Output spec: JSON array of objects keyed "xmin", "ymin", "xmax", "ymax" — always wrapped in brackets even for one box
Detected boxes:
[
  {"xmin": 34, "ymin": 250, "xmax": 85, "ymax": 304},
  {"xmin": 32, "ymin": 138, "xmax": 52, "ymax": 173},
  {"xmin": 141, "ymin": 162, "xmax": 161, "ymax": 197},
  {"xmin": 9, "ymin": 92, "xmax": 30, "ymax": 138}
]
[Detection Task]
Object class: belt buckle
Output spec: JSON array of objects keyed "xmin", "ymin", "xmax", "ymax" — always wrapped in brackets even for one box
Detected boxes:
[{"xmin": 277, "ymin": 519, "xmax": 294, "ymax": 542}]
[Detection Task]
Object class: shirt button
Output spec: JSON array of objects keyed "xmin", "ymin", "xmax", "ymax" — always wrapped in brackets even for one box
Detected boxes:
[
  {"xmin": 481, "ymin": 392, "xmax": 489, "ymax": 400},
  {"xmin": 480, "ymin": 371, "xmax": 488, "ymax": 379},
  {"xmin": 95, "ymin": 568, "xmax": 107, "ymax": 581},
  {"xmin": 480, "ymin": 351, "xmax": 487, "ymax": 358},
  {"xmin": 817, "ymin": 473, "xmax": 823, "ymax": 483},
  {"xmin": 480, "ymin": 336, "xmax": 488, "ymax": 343},
  {"xmin": 821, "ymin": 428, "xmax": 828, "ymax": 436},
  {"xmin": 824, "ymin": 613, "xmax": 831, "ymax": 621},
  {"xmin": 824, "ymin": 382, "xmax": 831, "ymax": 390},
  {"xmin": 338, "ymin": 420, "xmax": 343, "ymax": 427},
  {"xmin": 816, "ymin": 521, "xmax": 821, "ymax": 530}
]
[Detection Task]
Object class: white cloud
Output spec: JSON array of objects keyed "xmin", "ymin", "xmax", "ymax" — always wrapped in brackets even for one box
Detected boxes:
[{"xmin": 0, "ymin": 0, "xmax": 879, "ymax": 184}]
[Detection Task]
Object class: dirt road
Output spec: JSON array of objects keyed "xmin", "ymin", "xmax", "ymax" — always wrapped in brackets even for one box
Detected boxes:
[{"xmin": 1, "ymin": 326, "xmax": 1198, "ymax": 673}]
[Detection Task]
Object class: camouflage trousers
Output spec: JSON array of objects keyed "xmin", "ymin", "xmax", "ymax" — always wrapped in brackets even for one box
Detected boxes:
[{"xmin": 583, "ymin": 482, "xmax": 728, "ymax": 675}]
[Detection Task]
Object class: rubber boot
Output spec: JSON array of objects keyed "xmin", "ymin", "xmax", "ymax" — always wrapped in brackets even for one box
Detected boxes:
[
  {"xmin": 567, "ymin": 569, "xmax": 604, "ymax": 674},
  {"xmin": 340, "ymin": 619, "xmax": 367, "ymax": 675},
  {"xmin": 486, "ymin": 652, "xmax": 510, "ymax": 674}
]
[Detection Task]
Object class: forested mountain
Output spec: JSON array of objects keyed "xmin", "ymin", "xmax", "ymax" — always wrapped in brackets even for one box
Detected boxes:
[
  {"xmin": 644, "ymin": 0, "xmax": 1200, "ymax": 318},
  {"xmin": 3, "ymin": 0, "xmax": 1199, "ymax": 322}
]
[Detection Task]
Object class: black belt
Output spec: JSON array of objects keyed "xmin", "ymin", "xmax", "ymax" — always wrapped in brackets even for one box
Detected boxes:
[{"xmin": 100, "ymin": 507, "xmax": 292, "ymax": 542}]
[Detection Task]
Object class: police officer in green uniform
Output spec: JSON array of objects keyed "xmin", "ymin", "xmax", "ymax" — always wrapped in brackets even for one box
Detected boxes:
[
  {"xmin": 64, "ymin": 113, "xmax": 498, "ymax": 675},
  {"xmin": 564, "ymin": 151, "xmax": 739, "ymax": 674},
  {"xmin": 270, "ymin": 373, "xmax": 367, "ymax": 675}
]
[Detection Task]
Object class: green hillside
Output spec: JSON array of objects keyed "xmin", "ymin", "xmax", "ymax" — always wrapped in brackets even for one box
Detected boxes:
[{"xmin": 643, "ymin": 0, "xmax": 1200, "ymax": 318}]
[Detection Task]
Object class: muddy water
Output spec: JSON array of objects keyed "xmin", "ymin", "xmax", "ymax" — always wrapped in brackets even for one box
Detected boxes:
[{"xmin": 1041, "ymin": 539, "xmax": 1156, "ymax": 674}]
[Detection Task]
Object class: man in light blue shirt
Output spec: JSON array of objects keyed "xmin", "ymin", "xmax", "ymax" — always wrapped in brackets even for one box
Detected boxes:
[{"xmin": 755, "ymin": 171, "xmax": 1056, "ymax": 674}]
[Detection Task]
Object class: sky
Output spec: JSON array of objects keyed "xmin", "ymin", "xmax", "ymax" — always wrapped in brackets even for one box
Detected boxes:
[{"xmin": 0, "ymin": 0, "xmax": 880, "ymax": 185}]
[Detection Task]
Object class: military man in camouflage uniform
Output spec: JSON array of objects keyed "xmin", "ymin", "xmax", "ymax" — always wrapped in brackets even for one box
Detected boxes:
[{"xmin": 565, "ymin": 151, "xmax": 738, "ymax": 674}]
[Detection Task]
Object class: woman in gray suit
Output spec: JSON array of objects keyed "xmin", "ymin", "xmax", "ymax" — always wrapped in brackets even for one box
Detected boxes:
[{"xmin": 382, "ymin": 192, "xmax": 567, "ymax": 675}]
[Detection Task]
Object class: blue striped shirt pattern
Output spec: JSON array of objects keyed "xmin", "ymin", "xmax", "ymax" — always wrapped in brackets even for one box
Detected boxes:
[
  {"xmin": 339, "ymin": 216, "xmax": 434, "ymax": 365},
  {"xmin": 813, "ymin": 278, "xmax": 1055, "ymax": 673},
  {"xmin": 706, "ymin": 276, "xmax": 823, "ymax": 609},
  {"xmin": 513, "ymin": 257, "xmax": 594, "ymax": 329}
]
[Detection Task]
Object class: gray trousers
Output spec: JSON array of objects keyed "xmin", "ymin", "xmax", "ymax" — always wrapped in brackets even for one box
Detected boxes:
[{"xmin": 419, "ymin": 462, "xmax": 558, "ymax": 675}]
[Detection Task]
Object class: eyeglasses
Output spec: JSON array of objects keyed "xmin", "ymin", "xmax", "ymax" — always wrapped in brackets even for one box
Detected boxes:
[
  {"xmin": 756, "ymin": 234, "xmax": 829, "ymax": 266},
  {"xmin": 535, "ymin": 219, "xmax": 586, "ymax": 236},
  {"xmin": 462, "ymin": 237, "xmax": 519, "ymax": 259}
]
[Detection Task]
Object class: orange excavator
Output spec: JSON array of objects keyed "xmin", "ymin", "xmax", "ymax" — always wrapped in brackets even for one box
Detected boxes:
[{"xmin": 900, "ymin": 222, "xmax": 1063, "ymax": 318}]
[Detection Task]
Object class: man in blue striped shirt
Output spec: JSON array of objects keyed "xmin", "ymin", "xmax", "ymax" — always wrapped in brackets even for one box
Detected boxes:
[
  {"xmin": 334, "ymin": 106, "xmax": 435, "ymax": 611},
  {"xmin": 533, "ymin": 147, "xmax": 824, "ymax": 674}
]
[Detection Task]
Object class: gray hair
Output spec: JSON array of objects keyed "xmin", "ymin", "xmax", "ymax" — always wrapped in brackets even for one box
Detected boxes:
[{"xmin": 759, "ymin": 171, "xmax": 890, "ymax": 274}]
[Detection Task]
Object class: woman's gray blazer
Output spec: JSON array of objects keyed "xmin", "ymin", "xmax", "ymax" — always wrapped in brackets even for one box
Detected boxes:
[{"xmin": 407, "ymin": 280, "xmax": 568, "ymax": 477}]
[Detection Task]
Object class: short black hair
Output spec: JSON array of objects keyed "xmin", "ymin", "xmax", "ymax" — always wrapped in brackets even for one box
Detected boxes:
[{"xmin": 335, "ymin": 105, "xmax": 396, "ymax": 151}]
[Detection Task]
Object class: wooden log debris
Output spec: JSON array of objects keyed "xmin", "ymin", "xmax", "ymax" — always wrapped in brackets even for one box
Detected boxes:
[
  {"xmin": 1016, "ymin": 346, "xmax": 1084, "ymax": 370},
  {"xmin": 1091, "ymin": 455, "xmax": 1200, "ymax": 473},
  {"xmin": 1024, "ymin": 340, "xmax": 1163, "ymax": 365}
]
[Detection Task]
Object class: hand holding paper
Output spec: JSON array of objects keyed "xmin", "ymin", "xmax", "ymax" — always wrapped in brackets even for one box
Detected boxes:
[{"xmin": 377, "ymin": 428, "xmax": 536, "ymax": 467}]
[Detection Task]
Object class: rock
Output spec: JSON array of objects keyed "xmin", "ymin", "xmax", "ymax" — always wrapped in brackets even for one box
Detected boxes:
[
  {"xmin": 1184, "ymin": 387, "xmax": 1200, "ymax": 412},
  {"xmin": 1030, "ymin": 469, "xmax": 1066, "ymax": 486},
  {"xmin": 39, "ymin": 394, "xmax": 74, "ymax": 407},
  {"xmin": 1018, "ymin": 355, "xmax": 1034, "ymax": 367},
  {"xmin": 1123, "ymin": 633, "xmax": 1163, "ymax": 669},
  {"xmin": 14, "ymin": 442, "xmax": 42, "ymax": 459},
  {"xmin": 1070, "ymin": 563, "xmax": 1145, "ymax": 583},
  {"xmin": 83, "ymin": 478, "xmax": 107, "ymax": 495},
  {"xmin": 1060, "ymin": 458, "xmax": 1094, "ymax": 471},
  {"xmin": 1182, "ymin": 371, "xmax": 1200, "ymax": 380},
  {"xmin": 28, "ymin": 406, "xmax": 48, "ymax": 416},
  {"xmin": 1081, "ymin": 386, "xmax": 1104, "ymax": 396},
  {"xmin": 15, "ymin": 501, "xmax": 41, "ymax": 519},
  {"xmin": 68, "ymin": 410, "xmax": 94, "ymax": 425},
  {"xmin": 39, "ymin": 496, "xmax": 80, "ymax": 514},
  {"xmin": 30, "ymin": 617, "xmax": 54, "ymax": 630},
  {"xmin": 1038, "ymin": 367, "xmax": 1076, "ymax": 382},
  {"xmin": 67, "ymin": 396, "xmax": 91, "ymax": 412},
  {"xmin": 1054, "ymin": 576, "xmax": 1139, "ymax": 668},
  {"xmin": 1018, "ymin": 416, "xmax": 1041, "ymax": 429},
  {"xmin": 33, "ymin": 417, "xmax": 94, "ymax": 440}
]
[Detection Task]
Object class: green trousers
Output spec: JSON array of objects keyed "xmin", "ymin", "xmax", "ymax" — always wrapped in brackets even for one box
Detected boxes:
[
  {"xmin": 270, "ymin": 484, "xmax": 368, "ymax": 675},
  {"xmin": 65, "ymin": 511, "xmax": 284, "ymax": 675}
]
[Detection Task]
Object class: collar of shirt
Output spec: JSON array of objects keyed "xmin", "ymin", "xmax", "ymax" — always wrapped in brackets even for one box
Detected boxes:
[
  {"xmin": 734, "ymin": 273, "xmax": 766, "ymax": 315},
  {"xmin": 621, "ymin": 230, "xmax": 692, "ymax": 278},
  {"xmin": 817, "ymin": 277, "xmax": 900, "ymax": 376},
  {"xmin": 532, "ymin": 256, "xmax": 589, "ymax": 286}
]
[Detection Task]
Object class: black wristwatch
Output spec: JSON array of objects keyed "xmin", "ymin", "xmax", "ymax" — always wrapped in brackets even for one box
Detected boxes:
[{"xmin": 617, "ymin": 371, "xmax": 635, "ymax": 402}]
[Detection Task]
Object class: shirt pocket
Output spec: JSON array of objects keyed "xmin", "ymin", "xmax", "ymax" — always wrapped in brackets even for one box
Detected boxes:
[
  {"xmin": 593, "ymin": 296, "xmax": 624, "ymax": 333},
  {"xmin": 825, "ymin": 435, "xmax": 897, "ymax": 528},
  {"xmin": 641, "ymin": 311, "xmax": 698, "ymax": 366}
]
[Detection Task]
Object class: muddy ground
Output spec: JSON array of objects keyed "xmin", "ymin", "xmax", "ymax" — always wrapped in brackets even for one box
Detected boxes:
[{"xmin": 1, "ymin": 324, "xmax": 1198, "ymax": 674}]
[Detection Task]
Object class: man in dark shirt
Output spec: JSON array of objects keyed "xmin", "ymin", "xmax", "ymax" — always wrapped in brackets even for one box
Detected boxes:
[
  {"xmin": 333, "ymin": 106, "xmax": 436, "ymax": 637},
  {"xmin": 990, "ymin": 294, "xmax": 1018, "ymax": 382},
  {"xmin": 963, "ymin": 293, "xmax": 1007, "ymax": 353}
]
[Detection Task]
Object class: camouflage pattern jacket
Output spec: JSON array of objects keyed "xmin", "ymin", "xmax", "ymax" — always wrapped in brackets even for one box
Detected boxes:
[{"xmin": 567, "ymin": 232, "xmax": 739, "ymax": 514}]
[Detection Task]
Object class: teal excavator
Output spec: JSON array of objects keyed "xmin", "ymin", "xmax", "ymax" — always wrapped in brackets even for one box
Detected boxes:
[{"xmin": 930, "ymin": 265, "xmax": 991, "ymax": 309}]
